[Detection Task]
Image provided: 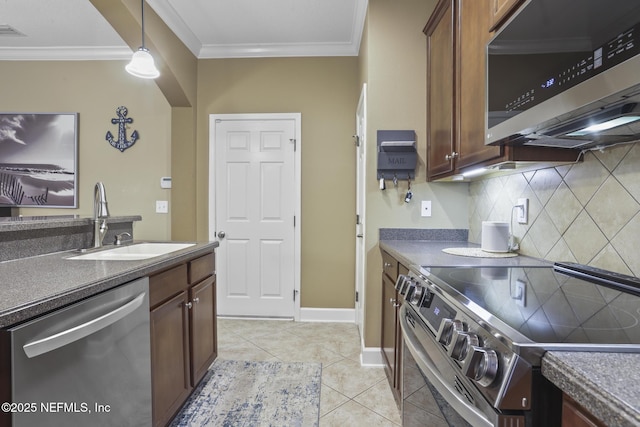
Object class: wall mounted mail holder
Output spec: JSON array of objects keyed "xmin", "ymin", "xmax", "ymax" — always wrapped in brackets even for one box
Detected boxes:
[{"xmin": 377, "ymin": 130, "xmax": 417, "ymax": 181}]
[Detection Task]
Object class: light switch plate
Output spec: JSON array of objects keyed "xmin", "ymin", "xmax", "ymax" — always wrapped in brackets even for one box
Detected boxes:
[
  {"xmin": 421, "ymin": 201, "xmax": 432, "ymax": 217},
  {"xmin": 156, "ymin": 200, "xmax": 169, "ymax": 214}
]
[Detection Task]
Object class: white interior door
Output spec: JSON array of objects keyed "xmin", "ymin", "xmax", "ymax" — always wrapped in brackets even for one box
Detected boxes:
[
  {"xmin": 210, "ymin": 114, "xmax": 300, "ymax": 319},
  {"xmin": 355, "ymin": 84, "xmax": 367, "ymax": 334}
]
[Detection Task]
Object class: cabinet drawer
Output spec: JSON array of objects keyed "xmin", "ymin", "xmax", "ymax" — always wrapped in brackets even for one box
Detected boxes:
[
  {"xmin": 150, "ymin": 264, "xmax": 188, "ymax": 308},
  {"xmin": 382, "ymin": 251, "xmax": 399, "ymax": 280},
  {"xmin": 189, "ymin": 252, "xmax": 215, "ymax": 284}
]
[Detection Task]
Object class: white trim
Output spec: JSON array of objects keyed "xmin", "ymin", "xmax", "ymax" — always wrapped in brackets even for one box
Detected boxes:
[
  {"xmin": 199, "ymin": 42, "xmax": 360, "ymax": 59},
  {"xmin": 0, "ymin": 46, "xmax": 132, "ymax": 61},
  {"xmin": 209, "ymin": 113, "xmax": 302, "ymax": 321},
  {"xmin": 354, "ymin": 83, "xmax": 367, "ymax": 337},
  {"xmin": 360, "ymin": 346, "xmax": 384, "ymax": 366},
  {"xmin": 299, "ymin": 308, "xmax": 355, "ymax": 323}
]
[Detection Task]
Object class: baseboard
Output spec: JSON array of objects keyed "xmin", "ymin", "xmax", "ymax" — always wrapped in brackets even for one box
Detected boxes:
[
  {"xmin": 299, "ymin": 308, "xmax": 355, "ymax": 323},
  {"xmin": 360, "ymin": 346, "xmax": 384, "ymax": 366}
]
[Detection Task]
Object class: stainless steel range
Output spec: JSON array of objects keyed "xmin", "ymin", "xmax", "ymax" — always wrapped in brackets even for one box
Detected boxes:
[{"xmin": 397, "ymin": 262, "xmax": 640, "ymax": 427}]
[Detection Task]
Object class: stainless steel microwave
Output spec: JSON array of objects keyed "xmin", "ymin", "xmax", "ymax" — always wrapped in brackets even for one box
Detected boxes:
[{"xmin": 486, "ymin": 0, "xmax": 640, "ymax": 149}]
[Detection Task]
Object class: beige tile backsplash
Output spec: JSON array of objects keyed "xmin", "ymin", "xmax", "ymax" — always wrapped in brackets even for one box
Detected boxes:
[{"xmin": 469, "ymin": 143, "xmax": 640, "ymax": 276}]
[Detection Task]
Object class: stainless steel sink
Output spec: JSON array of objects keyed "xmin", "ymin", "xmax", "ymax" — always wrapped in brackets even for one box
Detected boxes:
[{"xmin": 67, "ymin": 243, "xmax": 195, "ymax": 261}]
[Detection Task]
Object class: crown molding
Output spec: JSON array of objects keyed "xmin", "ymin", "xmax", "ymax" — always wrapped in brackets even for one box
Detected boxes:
[{"xmin": 0, "ymin": 46, "xmax": 132, "ymax": 61}]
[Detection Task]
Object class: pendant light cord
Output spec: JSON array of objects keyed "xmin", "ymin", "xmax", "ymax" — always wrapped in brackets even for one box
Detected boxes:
[{"xmin": 140, "ymin": 0, "xmax": 146, "ymax": 49}]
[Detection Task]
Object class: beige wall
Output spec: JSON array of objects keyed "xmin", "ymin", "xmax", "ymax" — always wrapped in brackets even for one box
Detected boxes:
[
  {"xmin": 359, "ymin": 0, "xmax": 470, "ymax": 346},
  {"xmin": 0, "ymin": 61, "xmax": 173, "ymax": 240},
  {"xmin": 195, "ymin": 57, "xmax": 360, "ymax": 308},
  {"xmin": 469, "ymin": 143, "xmax": 640, "ymax": 276}
]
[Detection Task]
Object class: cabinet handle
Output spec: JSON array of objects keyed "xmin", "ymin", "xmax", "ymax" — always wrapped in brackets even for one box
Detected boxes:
[
  {"xmin": 389, "ymin": 298, "xmax": 400, "ymax": 307},
  {"xmin": 383, "ymin": 262, "xmax": 392, "ymax": 269},
  {"xmin": 184, "ymin": 302, "xmax": 193, "ymax": 309},
  {"xmin": 193, "ymin": 297, "xmax": 200, "ymax": 304},
  {"xmin": 445, "ymin": 152, "xmax": 459, "ymax": 161}
]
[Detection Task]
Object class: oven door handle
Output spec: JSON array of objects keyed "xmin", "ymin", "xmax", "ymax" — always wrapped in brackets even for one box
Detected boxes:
[{"xmin": 400, "ymin": 304, "xmax": 494, "ymax": 427}]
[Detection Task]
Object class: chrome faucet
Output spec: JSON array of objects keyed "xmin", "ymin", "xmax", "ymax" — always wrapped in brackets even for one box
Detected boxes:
[{"xmin": 93, "ymin": 182, "xmax": 110, "ymax": 248}]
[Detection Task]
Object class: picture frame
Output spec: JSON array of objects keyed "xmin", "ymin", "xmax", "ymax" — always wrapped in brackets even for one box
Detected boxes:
[{"xmin": 0, "ymin": 113, "xmax": 78, "ymax": 208}]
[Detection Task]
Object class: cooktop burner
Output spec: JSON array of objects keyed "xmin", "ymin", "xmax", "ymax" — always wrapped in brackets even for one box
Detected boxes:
[{"xmin": 421, "ymin": 264, "xmax": 640, "ymax": 347}]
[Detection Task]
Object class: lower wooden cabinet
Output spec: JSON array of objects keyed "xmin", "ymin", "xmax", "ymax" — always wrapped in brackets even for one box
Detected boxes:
[
  {"xmin": 380, "ymin": 251, "xmax": 408, "ymax": 403},
  {"xmin": 562, "ymin": 394, "xmax": 605, "ymax": 427},
  {"xmin": 151, "ymin": 291, "xmax": 191, "ymax": 426},
  {"xmin": 189, "ymin": 276, "xmax": 217, "ymax": 385},
  {"xmin": 150, "ymin": 251, "xmax": 216, "ymax": 427}
]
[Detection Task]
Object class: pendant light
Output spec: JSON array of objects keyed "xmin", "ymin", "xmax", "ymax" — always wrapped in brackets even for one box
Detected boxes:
[{"xmin": 126, "ymin": 0, "xmax": 160, "ymax": 79}]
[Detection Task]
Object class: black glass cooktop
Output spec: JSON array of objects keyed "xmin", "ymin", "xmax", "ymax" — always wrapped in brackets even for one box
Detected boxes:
[{"xmin": 423, "ymin": 265, "xmax": 640, "ymax": 346}]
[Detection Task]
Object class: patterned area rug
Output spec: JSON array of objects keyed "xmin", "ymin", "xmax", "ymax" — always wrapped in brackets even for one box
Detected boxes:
[{"xmin": 171, "ymin": 359, "xmax": 322, "ymax": 427}]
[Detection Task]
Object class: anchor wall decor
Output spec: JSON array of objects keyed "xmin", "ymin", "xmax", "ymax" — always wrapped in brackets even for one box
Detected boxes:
[{"xmin": 106, "ymin": 106, "xmax": 139, "ymax": 152}]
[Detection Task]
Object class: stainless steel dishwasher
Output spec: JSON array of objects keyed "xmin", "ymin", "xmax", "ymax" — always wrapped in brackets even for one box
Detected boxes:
[{"xmin": 4, "ymin": 276, "xmax": 151, "ymax": 427}]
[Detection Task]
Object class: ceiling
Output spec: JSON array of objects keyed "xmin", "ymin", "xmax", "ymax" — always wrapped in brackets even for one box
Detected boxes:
[{"xmin": 0, "ymin": 0, "xmax": 368, "ymax": 61}]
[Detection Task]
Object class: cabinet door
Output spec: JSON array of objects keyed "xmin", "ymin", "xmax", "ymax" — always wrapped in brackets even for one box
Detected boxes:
[
  {"xmin": 382, "ymin": 251, "xmax": 399, "ymax": 281},
  {"xmin": 381, "ymin": 273, "xmax": 398, "ymax": 387},
  {"xmin": 151, "ymin": 291, "xmax": 191, "ymax": 427},
  {"xmin": 489, "ymin": 0, "xmax": 524, "ymax": 31},
  {"xmin": 457, "ymin": 0, "xmax": 502, "ymax": 170},
  {"xmin": 562, "ymin": 395, "xmax": 606, "ymax": 427},
  {"xmin": 426, "ymin": 0, "xmax": 456, "ymax": 180},
  {"xmin": 189, "ymin": 276, "xmax": 217, "ymax": 386}
]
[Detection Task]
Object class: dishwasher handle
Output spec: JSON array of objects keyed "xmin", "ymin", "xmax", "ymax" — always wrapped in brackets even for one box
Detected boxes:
[{"xmin": 23, "ymin": 292, "xmax": 146, "ymax": 359}]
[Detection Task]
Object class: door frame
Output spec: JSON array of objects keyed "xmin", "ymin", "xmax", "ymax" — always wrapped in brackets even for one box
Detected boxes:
[
  {"xmin": 355, "ymin": 84, "xmax": 367, "ymax": 335},
  {"xmin": 208, "ymin": 113, "xmax": 302, "ymax": 320}
]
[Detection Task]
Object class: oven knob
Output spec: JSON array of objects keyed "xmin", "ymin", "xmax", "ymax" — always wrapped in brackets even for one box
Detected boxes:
[
  {"xmin": 410, "ymin": 285, "xmax": 424, "ymax": 306},
  {"xmin": 448, "ymin": 331, "xmax": 480, "ymax": 361},
  {"xmin": 436, "ymin": 319, "xmax": 466, "ymax": 347},
  {"xmin": 395, "ymin": 275, "xmax": 408, "ymax": 293},
  {"xmin": 404, "ymin": 280, "xmax": 416, "ymax": 301},
  {"xmin": 461, "ymin": 346, "xmax": 499, "ymax": 387}
]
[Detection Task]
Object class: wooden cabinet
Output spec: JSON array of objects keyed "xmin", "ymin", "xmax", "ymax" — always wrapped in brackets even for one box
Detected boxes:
[
  {"xmin": 150, "ymin": 251, "xmax": 216, "ymax": 427},
  {"xmin": 425, "ymin": 0, "xmax": 578, "ymax": 181},
  {"xmin": 489, "ymin": 0, "xmax": 524, "ymax": 31},
  {"xmin": 426, "ymin": 0, "xmax": 501, "ymax": 181},
  {"xmin": 380, "ymin": 250, "xmax": 408, "ymax": 403},
  {"xmin": 562, "ymin": 394, "xmax": 606, "ymax": 427}
]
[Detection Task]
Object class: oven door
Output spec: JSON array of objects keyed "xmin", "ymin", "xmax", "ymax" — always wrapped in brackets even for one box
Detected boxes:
[{"xmin": 400, "ymin": 304, "xmax": 495, "ymax": 427}]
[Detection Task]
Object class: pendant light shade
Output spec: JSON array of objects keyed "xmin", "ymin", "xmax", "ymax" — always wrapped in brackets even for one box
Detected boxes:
[
  {"xmin": 126, "ymin": 47, "xmax": 160, "ymax": 79},
  {"xmin": 126, "ymin": 0, "xmax": 159, "ymax": 79}
]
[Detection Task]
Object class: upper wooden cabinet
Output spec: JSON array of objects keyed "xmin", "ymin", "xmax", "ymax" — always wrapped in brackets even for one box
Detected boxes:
[
  {"xmin": 425, "ymin": 0, "xmax": 501, "ymax": 181},
  {"xmin": 425, "ymin": 0, "xmax": 579, "ymax": 181},
  {"xmin": 489, "ymin": 0, "xmax": 525, "ymax": 32}
]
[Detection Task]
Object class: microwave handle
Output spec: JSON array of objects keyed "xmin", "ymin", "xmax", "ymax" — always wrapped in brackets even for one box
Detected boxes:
[
  {"xmin": 399, "ymin": 304, "xmax": 494, "ymax": 427},
  {"xmin": 22, "ymin": 292, "xmax": 146, "ymax": 358}
]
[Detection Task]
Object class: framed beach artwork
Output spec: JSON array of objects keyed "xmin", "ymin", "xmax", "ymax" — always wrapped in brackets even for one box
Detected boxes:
[{"xmin": 0, "ymin": 113, "xmax": 78, "ymax": 208}]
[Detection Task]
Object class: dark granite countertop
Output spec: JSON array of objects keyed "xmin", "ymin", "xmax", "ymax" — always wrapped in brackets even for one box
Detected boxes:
[
  {"xmin": 379, "ymin": 239, "xmax": 551, "ymax": 268},
  {"xmin": 543, "ymin": 352, "xmax": 640, "ymax": 427},
  {"xmin": 0, "ymin": 215, "xmax": 142, "ymax": 232},
  {"xmin": 0, "ymin": 240, "xmax": 218, "ymax": 328},
  {"xmin": 380, "ymin": 234, "xmax": 639, "ymax": 427}
]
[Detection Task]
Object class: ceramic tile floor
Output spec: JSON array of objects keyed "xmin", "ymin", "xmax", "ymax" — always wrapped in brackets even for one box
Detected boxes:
[{"xmin": 216, "ymin": 318, "xmax": 402, "ymax": 426}]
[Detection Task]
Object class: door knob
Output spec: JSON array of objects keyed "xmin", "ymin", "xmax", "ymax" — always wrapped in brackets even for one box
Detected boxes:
[{"xmin": 217, "ymin": 231, "xmax": 226, "ymax": 239}]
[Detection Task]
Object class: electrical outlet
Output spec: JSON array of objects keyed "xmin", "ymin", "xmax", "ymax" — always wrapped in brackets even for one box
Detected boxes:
[
  {"xmin": 514, "ymin": 279, "xmax": 527, "ymax": 307},
  {"xmin": 421, "ymin": 200, "xmax": 432, "ymax": 217},
  {"xmin": 156, "ymin": 200, "xmax": 169, "ymax": 214},
  {"xmin": 517, "ymin": 198, "xmax": 529, "ymax": 224}
]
